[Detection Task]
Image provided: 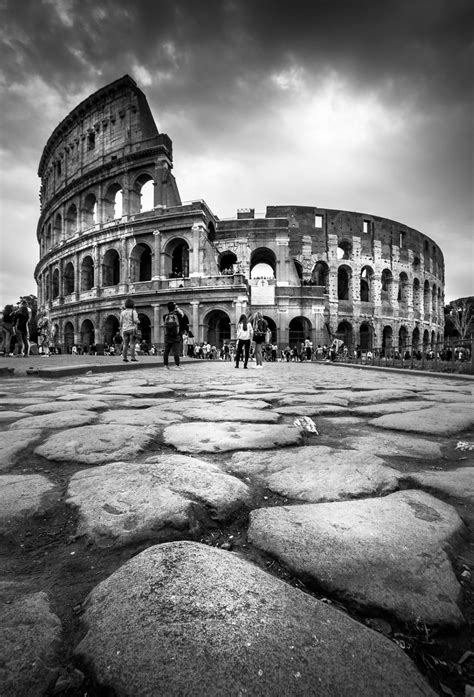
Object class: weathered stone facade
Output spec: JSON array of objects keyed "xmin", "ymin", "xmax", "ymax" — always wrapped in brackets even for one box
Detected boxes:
[{"xmin": 35, "ymin": 75, "xmax": 444, "ymax": 352}]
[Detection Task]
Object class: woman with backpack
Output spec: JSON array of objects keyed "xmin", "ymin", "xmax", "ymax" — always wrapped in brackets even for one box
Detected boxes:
[
  {"xmin": 163, "ymin": 301, "xmax": 184, "ymax": 370},
  {"xmin": 235, "ymin": 314, "xmax": 253, "ymax": 369},
  {"xmin": 251, "ymin": 311, "xmax": 268, "ymax": 369},
  {"xmin": 120, "ymin": 297, "xmax": 139, "ymax": 362}
]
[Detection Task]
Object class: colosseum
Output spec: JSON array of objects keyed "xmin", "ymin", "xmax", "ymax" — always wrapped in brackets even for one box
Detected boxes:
[{"xmin": 35, "ymin": 74, "xmax": 445, "ymax": 354}]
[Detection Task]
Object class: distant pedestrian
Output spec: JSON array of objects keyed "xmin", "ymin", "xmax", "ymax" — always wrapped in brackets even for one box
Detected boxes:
[
  {"xmin": 251, "ymin": 311, "xmax": 268, "ymax": 369},
  {"xmin": 13, "ymin": 300, "xmax": 30, "ymax": 357},
  {"xmin": 1, "ymin": 305, "xmax": 14, "ymax": 356},
  {"xmin": 235, "ymin": 314, "xmax": 252, "ymax": 369},
  {"xmin": 120, "ymin": 298, "xmax": 139, "ymax": 362},
  {"xmin": 163, "ymin": 301, "xmax": 184, "ymax": 370}
]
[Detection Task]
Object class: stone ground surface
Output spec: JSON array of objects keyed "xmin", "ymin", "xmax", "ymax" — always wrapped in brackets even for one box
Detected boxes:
[{"xmin": 0, "ymin": 356, "xmax": 473, "ymax": 696}]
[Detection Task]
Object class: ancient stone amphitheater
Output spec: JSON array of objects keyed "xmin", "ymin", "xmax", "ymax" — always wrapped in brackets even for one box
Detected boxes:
[{"xmin": 35, "ymin": 75, "xmax": 445, "ymax": 353}]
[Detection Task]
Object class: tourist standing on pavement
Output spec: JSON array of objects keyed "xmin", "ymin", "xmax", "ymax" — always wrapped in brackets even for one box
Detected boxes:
[
  {"xmin": 163, "ymin": 301, "xmax": 184, "ymax": 370},
  {"xmin": 13, "ymin": 300, "xmax": 30, "ymax": 357},
  {"xmin": 1, "ymin": 305, "xmax": 14, "ymax": 356},
  {"xmin": 251, "ymin": 311, "xmax": 268, "ymax": 369},
  {"xmin": 235, "ymin": 314, "xmax": 252, "ymax": 369},
  {"xmin": 120, "ymin": 298, "xmax": 139, "ymax": 362}
]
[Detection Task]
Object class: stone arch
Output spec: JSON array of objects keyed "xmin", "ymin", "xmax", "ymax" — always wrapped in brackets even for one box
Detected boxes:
[
  {"xmin": 263, "ymin": 315, "xmax": 277, "ymax": 343},
  {"xmin": 412, "ymin": 326, "xmax": 420, "ymax": 350},
  {"xmin": 398, "ymin": 272, "xmax": 409, "ymax": 304},
  {"xmin": 423, "ymin": 280, "xmax": 431, "ymax": 315},
  {"xmin": 63, "ymin": 261, "xmax": 74, "ymax": 295},
  {"xmin": 65, "ymin": 204, "xmax": 77, "ymax": 238},
  {"xmin": 311, "ymin": 261, "xmax": 329, "ymax": 290},
  {"xmin": 80, "ymin": 319, "xmax": 95, "ymax": 348},
  {"xmin": 335, "ymin": 320, "xmax": 353, "ymax": 348},
  {"xmin": 382, "ymin": 325, "xmax": 393, "ymax": 352},
  {"xmin": 360, "ymin": 266, "xmax": 374, "ymax": 302},
  {"xmin": 83, "ymin": 192, "xmax": 98, "ymax": 229},
  {"xmin": 52, "ymin": 268, "xmax": 60, "ymax": 299},
  {"xmin": 399, "ymin": 325, "xmax": 409, "ymax": 350},
  {"xmin": 63, "ymin": 321, "xmax": 74, "ymax": 351},
  {"xmin": 103, "ymin": 314, "xmax": 120, "ymax": 346},
  {"xmin": 45, "ymin": 272, "xmax": 50, "ymax": 301},
  {"xmin": 102, "ymin": 248, "xmax": 120, "ymax": 287},
  {"xmin": 431, "ymin": 283, "xmax": 437, "ymax": 317},
  {"xmin": 164, "ymin": 237, "xmax": 190, "ymax": 278},
  {"xmin": 132, "ymin": 173, "xmax": 154, "ymax": 213},
  {"xmin": 359, "ymin": 322, "xmax": 373, "ymax": 350},
  {"xmin": 250, "ymin": 247, "xmax": 277, "ymax": 279},
  {"xmin": 218, "ymin": 250, "xmax": 237, "ymax": 273},
  {"xmin": 289, "ymin": 316, "xmax": 312, "ymax": 346},
  {"xmin": 413, "ymin": 278, "xmax": 422, "ymax": 314},
  {"xmin": 53, "ymin": 213, "xmax": 62, "ymax": 245},
  {"xmin": 423, "ymin": 329, "xmax": 430, "ymax": 348},
  {"xmin": 381, "ymin": 269, "xmax": 393, "ymax": 304},
  {"xmin": 203, "ymin": 309, "xmax": 231, "ymax": 347},
  {"xmin": 81, "ymin": 256, "xmax": 94, "ymax": 291},
  {"xmin": 337, "ymin": 265, "xmax": 352, "ymax": 300},
  {"xmin": 45, "ymin": 223, "xmax": 52, "ymax": 251},
  {"xmin": 336, "ymin": 240, "xmax": 352, "ymax": 260},
  {"xmin": 130, "ymin": 243, "xmax": 152, "ymax": 282},
  {"xmin": 104, "ymin": 182, "xmax": 123, "ymax": 221}
]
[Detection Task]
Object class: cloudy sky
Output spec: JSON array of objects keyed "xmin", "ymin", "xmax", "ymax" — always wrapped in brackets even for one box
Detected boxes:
[{"xmin": 1, "ymin": 0, "xmax": 472, "ymax": 307}]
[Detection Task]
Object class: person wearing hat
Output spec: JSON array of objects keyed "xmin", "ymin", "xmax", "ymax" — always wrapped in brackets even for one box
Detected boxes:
[{"xmin": 163, "ymin": 301, "xmax": 184, "ymax": 370}]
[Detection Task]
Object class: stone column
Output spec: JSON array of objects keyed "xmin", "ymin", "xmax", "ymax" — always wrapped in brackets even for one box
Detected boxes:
[
  {"xmin": 190, "ymin": 223, "xmax": 205, "ymax": 277},
  {"xmin": 275, "ymin": 236, "xmax": 290, "ymax": 285},
  {"xmin": 191, "ymin": 300, "xmax": 200, "ymax": 340},
  {"xmin": 74, "ymin": 252, "xmax": 80, "ymax": 300},
  {"xmin": 152, "ymin": 230, "xmax": 162, "ymax": 278},
  {"xmin": 93, "ymin": 244, "xmax": 100, "ymax": 288},
  {"xmin": 119, "ymin": 237, "xmax": 129, "ymax": 293},
  {"xmin": 152, "ymin": 304, "xmax": 161, "ymax": 344}
]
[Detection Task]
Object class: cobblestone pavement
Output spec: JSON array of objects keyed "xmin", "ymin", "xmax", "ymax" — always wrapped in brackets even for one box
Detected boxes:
[{"xmin": 1, "ymin": 358, "xmax": 473, "ymax": 696}]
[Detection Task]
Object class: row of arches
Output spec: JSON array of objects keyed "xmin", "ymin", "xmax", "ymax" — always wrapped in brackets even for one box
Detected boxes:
[{"xmin": 335, "ymin": 321, "xmax": 442, "ymax": 352}]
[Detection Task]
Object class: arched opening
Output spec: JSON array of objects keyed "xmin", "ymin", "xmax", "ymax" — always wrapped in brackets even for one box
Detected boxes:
[
  {"xmin": 52, "ymin": 268, "xmax": 60, "ymax": 299},
  {"xmin": 311, "ymin": 261, "xmax": 329, "ymax": 290},
  {"xmin": 382, "ymin": 325, "xmax": 393, "ymax": 353},
  {"xmin": 130, "ymin": 243, "xmax": 152, "ymax": 282},
  {"xmin": 103, "ymin": 315, "xmax": 119, "ymax": 346},
  {"xmin": 139, "ymin": 178, "xmax": 154, "ymax": 213},
  {"xmin": 104, "ymin": 183, "xmax": 123, "ymax": 221},
  {"xmin": 80, "ymin": 319, "xmax": 95, "ymax": 349},
  {"xmin": 205, "ymin": 310, "xmax": 231, "ymax": 347},
  {"xmin": 165, "ymin": 239, "xmax": 190, "ymax": 278},
  {"xmin": 423, "ymin": 280, "xmax": 431, "ymax": 315},
  {"xmin": 250, "ymin": 247, "xmax": 276, "ymax": 279},
  {"xmin": 208, "ymin": 221, "xmax": 216, "ymax": 242},
  {"xmin": 45, "ymin": 272, "xmax": 50, "ymax": 301},
  {"xmin": 293, "ymin": 260, "xmax": 303, "ymax": 283},
  {"xmin": 45, "ymin": 224, "xmax": 52, "ymax": 251},
  {"xmin": 360, "ymin": 266, "xmax": 374, "ymax": 302},
  {"xmin": 65, "ymin": 204, "xmax": 77, "ymax": 237},
  {"xmin": 335, "ymin": 321, "xmax": 353, "ymax": 348},
  {"xmin": 398, "ymin": 272, "xmax": 409, "ymax": 305},
  {"xmin": 263, "ymin": 315, "xmax": 277, "ymax": 343},
  {"xmin": 413, "ymin": 278, "xmax": 421, "ymax": 313},
  {"xmin": 63, "ymin": 262, "xmax": 75, "ymax": 295},
  {"xmin": 412, "ymin": 326, "xmax": 420, "ymax": 350},
  {"xmin": 102, "ymin": 249, "xmax": 120, "ymax": 287},
  {"xmin": 337, "ymin": 266, "xmax": 351, "ymax": 300},
  {"xmin": 81, "ymin": 256, "xmax": 94, "ymax": 291},
  {"xmin": 431, "ymin": 284, "xmax": 437, "ymax": 317},
  {"xmin": 423, "ymin": 329, "xmax": 430, "ymax": 348},
  {"xmin": 289, "ymin": 316, "xmax": 312, "ymax": 347},
  {"xmin": 83, "ymin": 193, "xmax": 98, "ymax": 229},
  {"xmin": 53, "ymin": 213, "xmax": 62, "ymax": 245},
  {"xmin": 137, "ymin": 313, "xmax": 152, "ymax": 344},
  {"xmin": 359, "ymin": 322, "xmax": 373, "ymax": 350},
  {"xmin": 64, "ymin": 322, "xmax": 74, "ymax": 352},
  {"xmin": 219, "ymin": 251, "xmax": 237, "ymax": 274},
  {"xmin": 381, "ymin": 269, "xmax": 393, "ymax": 304},
  {"xmin": 336, "ymin": 240, "xmax": 352, "ymax": 260},
  {"xmin": 399, "ymin": 326, "xmax": 409, "ymax": 351}
]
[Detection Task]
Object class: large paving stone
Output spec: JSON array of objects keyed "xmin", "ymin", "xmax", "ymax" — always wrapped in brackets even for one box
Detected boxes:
[
  {"xmin": 8, "ymin": 410, "xmax": 98, "ymax": 431},
  {"xmin": 275, "ymin": 404, "xmax": 348, "ymax": 416},
  {"xmin": 249, "ymin": 490, "xmax": 465, "ymax": 626},
  {"xmin": 229, "ymin": 446, "xmax": 400, "ymax": 502},
  {"xmin": 99, "ymin": 408, "xmax": 184, "ymax": 426},
  {"xmin": 164, "ymin": 422, "xmax": 303, "ymax": 453},
  {"xmin": 421, "ymin": 391, "xmax": 473, "ymax": 403},
  {"xmin": 75, "ymin": 541, "xmax": 435, "ymax": 697},
  {"xmin": 406, "ymin": 467, "xmax": 474, "ymax": 501},
  {"xmin": 0, "ymin": 397, "xmax": 50, "ymax": 406},
  {"xmin": 279, "ymin": 394, "xmax": 349, "ymax": 407},
  {"xmin": 1, "ymin": 590, "xmax": 62, "ymax": 696},
  {"xmin": 371, "ymin": 405, "xmax": 474, "ymax": 436},
  {"xmin": 346, "ymin": 389, "xmax": 418, "ymax": 405},
  {"xmin": 0, "ymin": 474, "xmax": 56, "ymax": 529},
  {"xmin": 0, "ymin": 411, "xmax": 29, "ymax": 423},
  {"xmin": 352, "ymin": 401, "xmax": 432, "ymax": 416},
  {"xmin": 20, "ymin": 400, "xmax": 109, "ymax": 414},
  {"xmin": 34, "ymin": 424, "xmax": 159, "ymax": 464},
  {"xmin": 0, "ymin": 429, "xmax": 43, "ymax": 470},
  {"xmin": 67, "ymin": 456, "xmax": 250, "ymax": 547},
  {"xmin": 338, "ymin": 432, "xmax": 444, "ymax": 459},
  {"xmin": 92, "ymin": 385, "xmax": 175, "ymax": 397},
  {"xmin": 184, "ymin": 403, "xmax": 280, "ymax": 423}
]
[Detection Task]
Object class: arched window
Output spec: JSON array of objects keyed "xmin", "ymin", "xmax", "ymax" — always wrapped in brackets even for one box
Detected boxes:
[
  {"xmin": 399, "ymin": 326, "xmax": 409, "ymax": 350},
  {"xmin": 337, "ymin": 266, "xmax": 351, "ymax": 300},
  {"xmin": 64, "ymin": 322, "xmax": 75, "ymax": 351},
  {"xmin": 65, "ymin": 204, "xmax": 77, "ymax": 237},
  {"xmin": 360, "ymin": 266, "xmax": 374, "ymax": 302},
  {"xmin": 130, "ymin": 243, "xmax": 152, "ymax": 282},
  {"xmin": 289, "ymin": 316, "xmax": 312, "ymax": 346},
  {"xmin": 64, "ymin": 262, "xmax": 75, "ymax": 295},
  {"xmin": 359, "ymin": 322, "xmax": 373, "ymax": 350},
  {"xmin": 250, "ymin": 247, "xmax": 277, "ymax": 279},
  {"xmin": 104, "ymin": 183, "xmax": 123, "ymax": 220},
  {"xmin": 53, "ymin": 213, "xmax": 62, "ymax": 246},
  {"xmin": 219, "ymin": 251, "xmax": 237, "ymax": 274},
  {"xmin": 45, "ymin": 224, "xmax": 52, "ymax": 252},
  {"xmin": 382, "ymin": 325, "xmax": 393, "ymax": 352},
  {"xmin": 132, "ymin": 174, "xmax": 154, "ymax": 214},
  {"xmin": 52, "ymin": 268, "xmax": 60, "ymax": 299},
  {"xmin": 102, "ymin": 249, "xmax": 120, "ymax": 287},
  {"xmin": 381, "ymin": 269, "xmax": 393, "ymax": 304},
  {"xmin": 81, "ymin": 256, "xmax": 94, "ymax": 291},
  {"xmin": 336, "ymin": 241, "xmax": 352, "ymax": 260},
  {"xmin": 413, "ymin": 278, "xmax": 421, "ymax": 313},
  {"xmin": 398, "ymin": 272, "xmax": 409, "ymax": 305},
  {"xmin": 103, "ymin": 315, "xmax": 120, "ymax": 346},
  {"xmin": 335, "ymin": 321, "xmax": 353, "ymax": 348},
  {"xmin": 164, "ymin": 238, "xmax": 190, "ymax": 278},
  {"xmin": 204, "ymin": 310, "xmax": 229, "ymax": 346},
  {"xmin": 311, "ymin": 261, "xmax": 329, "ymax": 290},
  {"xmin": 83, "ymin": 193, "xmax": 98, "ymax": 229},
  {"xmin": 423, "ymin": 280, "xmax": 431, "ymax": 315},
  {"xmin": 80, "ymin": 319, "xmax": 95, "ymax": 348}
]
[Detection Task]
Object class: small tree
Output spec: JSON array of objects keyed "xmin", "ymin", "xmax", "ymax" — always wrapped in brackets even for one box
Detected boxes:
[{"xmin": 448, "ymin": 297, "xmax": 473, "ymax": 341}]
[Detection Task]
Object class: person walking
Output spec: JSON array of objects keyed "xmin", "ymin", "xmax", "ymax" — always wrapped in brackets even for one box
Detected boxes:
[
  {"xmin": 120, "ymin": 298, "xmax": 139, "ymax": 362},
  {"xmin": 235, "ymin": 313, "xmax": 252, "ymax": 369},
  {"xmin": 251, "ymin": 311, "xmax": 268, "ymax": 369},
  {"xmin": 163, "ymin": 301, "xmax": 184, "ymax": 370},
  {"xmin": 13, "ymin": 300, "xmax": 30, "ymax": 357}
]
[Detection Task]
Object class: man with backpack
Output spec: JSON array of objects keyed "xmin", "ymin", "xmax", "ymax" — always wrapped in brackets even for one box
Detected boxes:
[{"xmin": 163, "ymin": 301, "xmax": 184, "ymax": 370}]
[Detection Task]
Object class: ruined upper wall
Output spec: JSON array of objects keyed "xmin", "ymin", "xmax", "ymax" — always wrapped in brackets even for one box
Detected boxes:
[{"xmin": 38, "ymin": 75, "xmax": 171, "ymax": 209}]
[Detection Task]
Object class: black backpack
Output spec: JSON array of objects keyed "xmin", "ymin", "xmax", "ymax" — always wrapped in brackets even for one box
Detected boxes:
[{"xmin": 164, "ymin": 312, "xmax": 180, "ymax": 338}]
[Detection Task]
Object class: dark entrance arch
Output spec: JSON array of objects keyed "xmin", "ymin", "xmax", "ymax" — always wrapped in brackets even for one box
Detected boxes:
[
  {"xmin": 289, "ymin": 316, "xmax": 311, "ymax": 347},
  {"xmin": 138, "ymin": 313, "xmax": 152, "ymax": 343},
  {"xmin": 80, "ymin": 319, "xmax": 94, "ymax": 348},
  {"xmin": 205, "ymin": 310, "xmax": 231, "ymax": 347},
  {"xmin": 130, "ymin": 244, "xmax": 152, "ymax": 282},
  {"xmin": 359, "ymin": 322, "xmax": 373, "ymax": 351},
  {"xmin": 219, "ymin": 251, "xmax": 237, "ymax": 273},
  {"xmin": 382, "ymin": 325, "xmax": 393, "ymax": 354},
  {"xmin": 336, "ymin": 321, "xmax": 352, "ymax": 348},
  {"xmin": 64, "ymin": 322, "xmax": 74, "ymax": 352},
  {"xmin": 263, "ymin": 315, "xmax": 277, "ymax": 343},
  {"xmin": 103, "ymin": 315, "xmax": 119, "ymax": 346},
  {"xmin": 102, "ymin": 249, "xmax": 120, "ymax": 286}
]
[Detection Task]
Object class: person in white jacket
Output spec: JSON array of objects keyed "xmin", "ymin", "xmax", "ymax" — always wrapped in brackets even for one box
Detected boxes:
[
  {"xmin": 120, "ymin": 297, "xmax": 139, "ymax": 362},
  {"xmin": 235, "ymin": 314, "xmax": 253, "ymax": 369}
]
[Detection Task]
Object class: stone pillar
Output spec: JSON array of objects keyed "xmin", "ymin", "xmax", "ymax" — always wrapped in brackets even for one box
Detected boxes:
[
  {"xmin": 152, "ymin": 230, "xmax": 162, "ymax": 278},
  {"xmin": 190, "ymin": 223, "xmax": 205, "ymax": 277},
  {"xmin": 152, "ymin": 304, "xmax": 161, "ymax": 344},
  {"xmin": 119, "ymin": 237, "xmax": 129, "ymax": 293},
  {"xmin": 93, "ymin": 244, "xmax": 100, "ymax": 288},
  {"xmin": 74, "ymin": 252, "xmax": 80, "ymax": 299},
  {"xmin": 191, "ymin": 300, "xmax": 200, "ymax": 339},
  {"xmin": 277, "ymin": 309, "xmax": 289, "ymax": 346},
  {"xmin": 275, "ymin": 236, "xmax": 290, "ymax": 285}
]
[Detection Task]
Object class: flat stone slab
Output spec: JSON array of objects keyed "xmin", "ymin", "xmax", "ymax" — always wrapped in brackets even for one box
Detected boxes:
[
  {"xmin": 406, "ymin": 467, "xmax": 474, "ymax": 501},
  {"xmin": 421, "ymin": 392, "xmax": 473, "ymax": 403},
  {"xmin": 92, "ymin": 385, "xmax": 175, "ymax": 397},
  {"xmin": 67, "ymin": 456, "xmax": 250, "ymax": 547},
  {"xmin": 229, "ymin": 446, "xmax": 400, "ymax": 502},
  {"xmin": 352, "ymin": 401, "xmax": 433, "ymax": 416},
  {"xmin": 75, "ymin": 541, "xmax": 435, "ymax": 697},
  {"xmin": 0, "ymin": 474, "xmax": 56, "ymax": 529},
  {"xmin": 249, "ymin": 490, "xmax": 465, "ymax": 626},
  {"xmin": 338, "ymin": 432, "xmax": 444, "ymax": 459},
  {"xmin": 1, "ymin": 590, "xmax": 62, "ymax": 696},
  {"xmin": 20, "ymin": 400, "xmax": 109, "ymax": 414},
  {"xmin": 275, "ymin": 404, "xmax": 348, "ymax": 416},
  {"xmin": 9, "ymin": 410, "xmax": 98, "ymax": 431},
  {"xmin": 371, "ymin": 405, "xmax": 474, "ymax": 436},
  {"xmin": 0, "ymin": 411, "xmax": 29, "ymax": 423},
  {"xmin": 346, "ymin": 389, "xmax": 418, "ymax": 405},
  {"xmin": 164, "ymin": 422, "xmax": 303, "ymax": 453},
  {"xmin": 100, "ymin": 408, "xmax": 184, "ymax": 426},
  {"xmin": 0, "ymin": 397, "xmax": 51, "ymax": 406},
  {"xmin": 34, "ymin": 424, "xmax": 159, "ymax": 464},
  {"xmin": 184, "ymin": 403, "xmax": 280, "ymax": 423},
  {"xmin": 0, "ymin": 429, "xmax": 43, "ymax": 470},
  {"xmin": 279, "ymin": 394, "xmax": 349, "ymax": 407}
]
